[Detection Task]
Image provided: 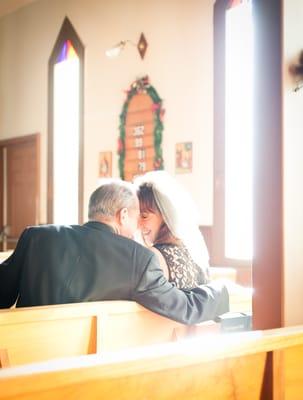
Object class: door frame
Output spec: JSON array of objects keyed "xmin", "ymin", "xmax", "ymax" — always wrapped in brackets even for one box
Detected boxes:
[{"xmin": 0, "ymin": 133, "xmax": 40, "ymax": 249}]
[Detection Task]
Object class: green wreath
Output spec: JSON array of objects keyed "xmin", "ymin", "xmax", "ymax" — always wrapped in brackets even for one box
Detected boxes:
[{"xmin": 118, "ymin": 76, "xmax": 164, "ymax": 179}]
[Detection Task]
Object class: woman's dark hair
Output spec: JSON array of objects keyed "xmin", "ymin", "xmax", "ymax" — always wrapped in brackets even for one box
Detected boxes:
[{"xmin": 137, "ymin": 183, "xmax": 178, "ymax": 245}]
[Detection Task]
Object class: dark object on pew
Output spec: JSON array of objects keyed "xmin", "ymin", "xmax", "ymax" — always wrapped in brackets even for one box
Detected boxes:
[{"xmin": 215, "ymin": 311, "xmax": 252, "ymax": 333}]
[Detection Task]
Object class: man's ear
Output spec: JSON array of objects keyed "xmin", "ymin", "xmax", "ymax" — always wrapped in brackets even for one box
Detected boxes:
[{"xmin": 117, "ymin": 207, "xmax": 128, "ymax": 225}]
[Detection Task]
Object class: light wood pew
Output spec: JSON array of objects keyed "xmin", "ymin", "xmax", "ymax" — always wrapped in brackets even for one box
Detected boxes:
[
  {"xmin": 1, "ymin": 325, "xmax": 303, "ymax": 400},
  {"xmin": 209, "ymin": 265, "xmax": 252, "ymax": 314},
  {"xmin": 0, "ymin": 285, "xmax": 251, "ymax": 367},
  {"xmin": 209, "ymin": 266, "xmax": 237, "ymax": 282},
  {"xmin": 0, "ymin": 301, "xmax": 192, "ymax": 367},
  {"xmin": 0, "ymin": 250, "xmax": 13, "ymax": 263},
  {"xmin": 0, "ymin": 349, "xmax": 10, "ymax": 368},
  {"xmin": 229, "ymin": 284, "xmax": 252, "ymax": 313}
]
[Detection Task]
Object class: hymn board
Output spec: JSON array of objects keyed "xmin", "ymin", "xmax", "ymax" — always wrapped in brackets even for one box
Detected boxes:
[
  {"xmin": 124, "ymin": 93, "xmax": 155, "ymax": 181},
  {"xmin": 118, "ymin": 77, "xmax": 164, "ymax": 181}
]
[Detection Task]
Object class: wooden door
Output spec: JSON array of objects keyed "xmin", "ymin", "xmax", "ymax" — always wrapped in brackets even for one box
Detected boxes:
[{"xmin": 0, "ymin": 134, "xmax": 40, "ymax": 250}]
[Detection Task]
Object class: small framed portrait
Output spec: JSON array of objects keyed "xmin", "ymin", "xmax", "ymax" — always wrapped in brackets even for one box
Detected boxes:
[
  {"xmin": 175, "ymin": 142, "xmax": 192, "ymax": 174},
  {"xmin": 98, "ymin": 151, "xmax": 112, "ymax": 178}
]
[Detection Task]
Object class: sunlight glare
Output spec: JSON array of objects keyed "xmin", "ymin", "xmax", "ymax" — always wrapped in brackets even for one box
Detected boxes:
[
  {"xmin": 53, "ymin": 57, "xmax": 80, "ymax": 224},
  {"xmin": 225, "ymin": 1, "xmax": 253, "ymax": 260}
]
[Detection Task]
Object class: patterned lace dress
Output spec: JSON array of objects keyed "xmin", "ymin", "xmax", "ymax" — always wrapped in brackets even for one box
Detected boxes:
[{"xmin": 154, "ymin": 243, "xmax": 209, "ymax": 289}]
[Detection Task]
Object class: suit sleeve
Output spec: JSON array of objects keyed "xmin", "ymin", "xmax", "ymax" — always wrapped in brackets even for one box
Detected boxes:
[
  {"xmin": 0, "ymin": 228, "xmax": 30, "ymax": 308},
  {"xmin": 132, "ymin": 253, "xmax": 229, "ymax": 325}
]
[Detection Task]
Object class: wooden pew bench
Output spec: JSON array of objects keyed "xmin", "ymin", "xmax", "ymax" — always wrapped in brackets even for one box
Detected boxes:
[
  {"xmin": 0, "ymin": 300, "xmax": 198, "ymax": 367},
  {"xmin": 0, "ymin": 283, "xmax": 251, "ymax": 367},
  {"xmin": 0, "ymin": 325, "xmax": 303, "ymax": 400},
  {"xmin": 0, "ymin": 250, "xmax": 13, "ymax": 263}
]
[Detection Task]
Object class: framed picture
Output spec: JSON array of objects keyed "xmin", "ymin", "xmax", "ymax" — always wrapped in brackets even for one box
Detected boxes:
[
  {"xmin": 98, "ymin": 151, "xmax": 112, "ymax": 178},
  {"xmin": 175, "ymin": 142, "xmax": 192, "ymax": 174}
]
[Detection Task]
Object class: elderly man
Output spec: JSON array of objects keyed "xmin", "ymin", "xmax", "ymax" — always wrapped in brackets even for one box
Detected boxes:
[{"xmin": 0, "ymin": 180, "xmax": 229, "ymax": 324}]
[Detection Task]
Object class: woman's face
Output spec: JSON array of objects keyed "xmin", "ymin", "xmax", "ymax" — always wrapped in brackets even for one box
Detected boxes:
[{"xmin": 138, "ymin": 209, "xmax": 164, "ymax": 245}]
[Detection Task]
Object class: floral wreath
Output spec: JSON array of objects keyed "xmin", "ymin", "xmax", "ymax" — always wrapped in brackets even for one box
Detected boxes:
[{"xmin": 118, "ymin": 76, "xmax": 165, "ymax": 179}]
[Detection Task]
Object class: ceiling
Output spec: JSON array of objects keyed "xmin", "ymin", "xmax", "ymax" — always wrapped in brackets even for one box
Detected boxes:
[{"xmin": 0, "ymin": 0, "xmax": 36, "ymax": 17}]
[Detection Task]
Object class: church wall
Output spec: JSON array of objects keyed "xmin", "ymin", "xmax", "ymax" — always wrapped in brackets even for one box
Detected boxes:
[{"xmin": 0, "ymin": 0, "xmax": 214, "ymax": 225}]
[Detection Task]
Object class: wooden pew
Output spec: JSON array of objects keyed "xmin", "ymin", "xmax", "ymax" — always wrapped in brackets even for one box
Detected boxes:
[
  {"xmin": 0, "ymin": 349, "xmax": 10, "ymax": 368},
  {"xmin": 0, "ymin": 301, "xmax": 191, "ymax": 367},
  {"xmin": 0, "ymin": 250, "xmax": 13, "ymax": 263},
  {"xmin": 209, "ymin": 266, "xmax": 237, "ymax": 282},
  {"xmin": 0, "ymin": 285, "xmax": 251, "ymax": 367},
  {"xmin": 229, "ymin": 284, "xmax": 252, "ymax": 313},
  {"xmin": 0, "ymin": 325, "xmax": 303, "ymax": 400}
]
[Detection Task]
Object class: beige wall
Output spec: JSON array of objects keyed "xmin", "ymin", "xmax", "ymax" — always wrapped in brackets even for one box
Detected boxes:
[
  {"xmin": 0, "ymin": 0, "xmax": 214, "ymax": 225},
  {"xmin": 283, "ymin": 0, "xmax": 303, "ymax": 325}
]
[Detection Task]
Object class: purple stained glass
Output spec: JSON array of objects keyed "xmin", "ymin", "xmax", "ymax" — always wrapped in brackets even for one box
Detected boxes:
[{"xmin": 57, "ymin": 41, "xmax": 68, "ymax": 63}]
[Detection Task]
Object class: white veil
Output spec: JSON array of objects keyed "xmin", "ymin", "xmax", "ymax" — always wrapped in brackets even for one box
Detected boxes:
[{"xmin": 134, "ymin": 171, "xmax": 210, "ymax": 277}]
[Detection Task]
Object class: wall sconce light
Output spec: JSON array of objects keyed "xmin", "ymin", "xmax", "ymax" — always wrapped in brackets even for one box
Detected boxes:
[
  {"xmin": 105, "ymin": 33, "xmax": 148, "ymax": 60},
  {"xmin": 289, "ymin": 50, "xmax": 303, "ymax": 92}
]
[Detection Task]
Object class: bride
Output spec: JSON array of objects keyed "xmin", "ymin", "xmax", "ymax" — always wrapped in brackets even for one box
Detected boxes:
[{"xmin": 134, "ymin": 171, "xmax": 210, "ymax": 289}]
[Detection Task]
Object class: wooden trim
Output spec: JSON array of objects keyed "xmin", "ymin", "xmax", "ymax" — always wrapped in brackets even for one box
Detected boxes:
[
  {"xmin": 78, "ymin": 48, "xmax": 84, "ymax": 224},
  {"xmin": 1, "ymin": 325, "xmax": 303, "ymax": 398},
  {"xmin": 47, "ymin": 57, "xmax": 54, "ymax": 224},
  {"xmin": 0, "ymin": 148, "xmax": 3, "ymax": 233},
  {"xmin": 252, "ymin": 0, "xmax": 283, "ymax": 330},
  {"xmin": 272, "ymin": 350, "xmax": 284, "ymax": 400},
  {"xmin": 0, "ymin": 133, "xmax": 39, "ymax": 147},
  {"xmin": 199, "ymin": 226, "xmax": 212, "ymax": 261},
  {"xmin": 213, "ymin": 0, "xmax": 227, "ymax": 268},
  {"xmin": 260, "ymin": 350, "xmax": 284, "ymax": 400},
  {"xmin": 47, "ymin": 17, "xmax": 84, "ymax": 224},
  {"xmin": 35, "ymin": 134, "xmax": 41, "ymax": 225}
]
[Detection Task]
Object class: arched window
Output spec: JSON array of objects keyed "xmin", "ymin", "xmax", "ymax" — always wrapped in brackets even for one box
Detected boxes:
[{"xmin": 48, "ymin": 17, "xmax": 84, "ymax": 224}]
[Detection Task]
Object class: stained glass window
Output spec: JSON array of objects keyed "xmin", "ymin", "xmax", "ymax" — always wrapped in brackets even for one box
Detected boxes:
[
  {"xmin": 228, "ymin": 0, "xmax": 249, "ymax": 9},
  {"xmin": 48, "ymin": 17, "xmax": 84, "ymax": 224},
  {"xmin": 56, "ymin": 39, "xmax": 78, "ymax": 63}
]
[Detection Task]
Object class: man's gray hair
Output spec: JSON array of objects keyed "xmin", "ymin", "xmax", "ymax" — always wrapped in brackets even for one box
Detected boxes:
[{"xmin": 88, "ymin": 179, "xmax": 137, "ymax": 220}]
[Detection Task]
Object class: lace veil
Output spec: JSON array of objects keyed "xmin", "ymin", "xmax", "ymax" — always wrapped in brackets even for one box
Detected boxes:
[{"xmin": 134, "ymin": 171, "xmax": 210, "ymax": 276}]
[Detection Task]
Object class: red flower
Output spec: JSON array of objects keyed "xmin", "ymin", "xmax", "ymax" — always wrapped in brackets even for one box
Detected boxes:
[
  {"xmin": 154, "ymin": 157, "xmax": 163, "ymax": 169},
  {"xmin": 142, "ymin": 76, "xmax": 149, "ymax": 86},
  {"xmin": 151, "ymin": 103, "xmax": 160, "ymax": 111},
  {"xmin": 117, "ymin": 137, "xmax": 124, "ymax": 154}
]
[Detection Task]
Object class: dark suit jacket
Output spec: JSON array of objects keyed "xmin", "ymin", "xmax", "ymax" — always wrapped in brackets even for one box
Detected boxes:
[{"xmin": 0, "ymin": 221, "xmax": 229, "ymax": 324}]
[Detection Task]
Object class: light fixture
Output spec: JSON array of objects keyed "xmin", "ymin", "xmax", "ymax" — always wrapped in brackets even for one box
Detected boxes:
[
  {"xmin": 105, "ymin": 33, "xmax": 148, "ymax": 60},
  {"xmin": 105, "ymin": 40, "xmax": 133, "ymax": 58}
]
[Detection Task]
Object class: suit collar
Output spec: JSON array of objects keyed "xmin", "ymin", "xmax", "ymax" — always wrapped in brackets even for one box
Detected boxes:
[{"xmin": 83, "ymin": 221, "xmax": 116, "ymax": 234}]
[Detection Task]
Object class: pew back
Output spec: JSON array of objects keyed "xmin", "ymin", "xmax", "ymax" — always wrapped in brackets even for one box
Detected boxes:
[
  {"xmin": 0, "ymin": 250, "xmax": 13, "ymax": 262},
  {"xmin": 0, "ymin": 283, "xmax": 251, "ymax": 367},
  {"xmin": 0, "ymin": 325, "xmax": 303, "ymax": 400},
  {"xmin": 0, "ymin": 301, "xmax": 187, "ymax": 366}
]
